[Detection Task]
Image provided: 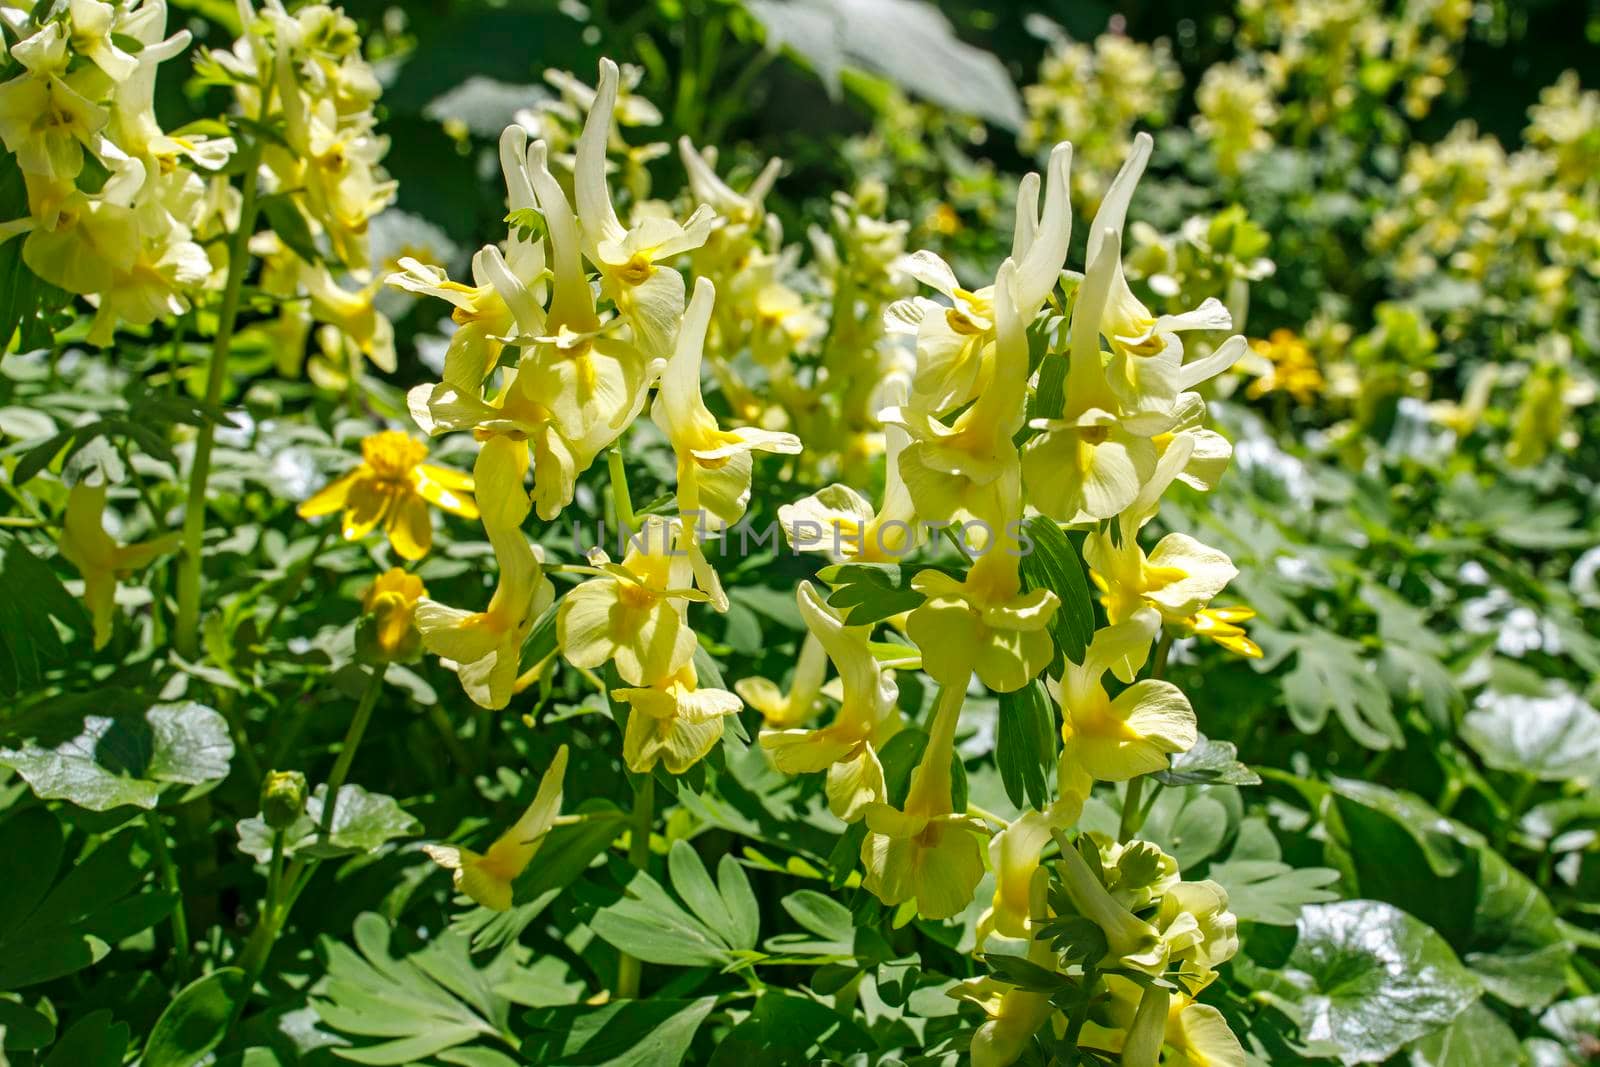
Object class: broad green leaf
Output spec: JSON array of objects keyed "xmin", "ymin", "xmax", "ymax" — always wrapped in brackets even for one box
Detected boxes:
[
  {"xmin": 1406, "ymin": 1000, "xmax": 1520, "ymax": 1067},
  {"xmin": 1140, "ymin": 786, "xmax": 1236, "ymax": 868},
  {"xmin": 144, "ymin": 969, "xmax": 248, "ymax": 1067},
  {"xmin": 1276, "ymin": 632, "xmax": 1403, "ymax": 750},
  {"xmin": 41, "ymin": 1010, "xmax": 128, "ymax": 1066},
  {"xmin": 1461, "ymin": 688, "xmax": 1600, "ymax": 782},
  {"xmin": 708, "ymin": 990, "xmax": 873, "ymax": 1064},
  {"xmin": 0, "ymin": 1000, "xmax": 54, "ymax": 1051},
  {"xmin": 521, "ymin": 997, "xmax": 714, "ymax": 1066},
  {"xmin": 312, "ymin": 914, "xmax": 516, "ymax": 1065},
  {"xmin": 1278, "ymin": 900, "xmax": 1479, "ymax": 1065},
  {"xmin": 1017, "ymin": 516, "xmax": 1093, "ymax": 664},
  {"xmin": 0, "ymin": 702, "xmax": 234, "ymax": 812},
  {"xmin": 766, "ymin": 890, "xmax": 855, "ymax": 956},
  {"xmin": 1539, "ymin": 995, "xmax": 1600, "ymax": 1052}
]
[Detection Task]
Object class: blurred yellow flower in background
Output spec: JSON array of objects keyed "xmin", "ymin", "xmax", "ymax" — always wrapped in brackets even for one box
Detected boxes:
[
  {"xmin": 359, "ymin": 568, "xmax": 427, "ymax": 662},
  {"xmin": 298, "ymin": 430, "xmax": 478, "ymax": 559},
  {"xmin": 58, "ymin": 480, "xmax": 180, "ymax": 649},
  {"xmin": 1245, "ymin": 329, "xmax": 1324, "ymax": 405}
]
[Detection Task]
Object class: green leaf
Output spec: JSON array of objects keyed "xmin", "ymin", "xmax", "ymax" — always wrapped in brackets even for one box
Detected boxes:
[
  {"xmin": 708, "ymin": 990, "xmax": 872, "ymax": 1064},
  {"xmin": 41, "ymin": 1010, "xmax": 128, "ymax": 1066},
  {"xmin": 1017, "ymin": 516, "xmax": 1093, "ymax": 664},
  {"xmin": 1209, "ymin": 819, "xmax": 1339, "ymax": 925},
  {"xmin": 0, "ymin": 812, "xmax": 169, "ymax": 992},
  {"xmin": 1139, "ymin": 786, "xmax": 1235, "ymax": 868},
  {"xmin": 1155, "ymin": 732, "xmax": 1261, "ymax": 787},
  {"xmin": 313, "ymin": 914, "xmax": 515, "ymax": 1065},
  {"xmin": 0, "ymin": 534, "xmax": 86, "ymax": 696},
  {"xmin": 995, "ymin": 679, "xmax": 1054, "ymax": 809},
  {"xmin": 521, "ymin": 997, "xmax": 715, "ymax": 1066},
  {"xmin": 1461, "ymin": 687, "xmax": 1600, "ymax": 782},
  {"xmin": 589, "ymin": 864, "xmax": 736, "ymax": 968},
  {"xmin": 1406, "ymin": 1001, "xmax": 1520, "ymax": 1067},
  {"xmin": 766, "ymin": 890, "xmax": 854, "ymax": 956},
  {"xmin": 0, "ymin": 150, "xmax": 40, "ymax": 352},
  {"xmin": 815, "ymin": 562, "xmax": 925, "ymax": 626},
  {"xmin": 143, "ymin": 969, "xmax": 248, "ymax": 1067},
  {"xmin": 1277, "ymin": 632, "xmax": 1403, "ymax": 750},
  {"xmin": 1277, "ymin": 900, "xmax": 1479, "ymax": 1065},
  {"xmin": 0, "ymin": 702, "xmax": 234, "ymax": 812},
  {"xmin": 0, "ymin": 999, "xmax": 55, "ymax": 1051}
]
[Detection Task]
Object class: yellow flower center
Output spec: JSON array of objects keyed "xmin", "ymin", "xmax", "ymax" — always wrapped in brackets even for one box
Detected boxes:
[
  {"xmin": 361, "ymin": 430, "xmax": 428, "ymax": 481},
  {"xmin": 617, "ymin": 252, "xmax": 655, "ymax": 286}
]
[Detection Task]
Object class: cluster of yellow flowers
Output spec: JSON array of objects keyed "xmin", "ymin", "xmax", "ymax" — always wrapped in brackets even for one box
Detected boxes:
[
  {"xmin": 956, "ymin": 835, "xmax": 1242, "ymax": 1066},
  {"xmin": 1236, "ymin": 0, "xmax": 1469, "ymax": 127},
  {"xmin": 199, "ymin": 0, "xmax": 398, "ymax": 384},
  {"xmin": 1192, "ymin": 60, "xmax": 1278, "ymax": 178},
  {"xmin": 0, "ymin": 0, "xmax": 231, "ymax": 344},
  {"xmin": 1366, "ymin": 71, "xmax": 1598, "ymax": 463},
  {"xmin": 1021, "ymin": 31, "xmax": 1182, "ymax": 210}
]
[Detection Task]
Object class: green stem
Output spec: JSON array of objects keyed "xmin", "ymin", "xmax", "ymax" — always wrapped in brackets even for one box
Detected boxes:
[
  {"xmin": 144, "ymin": 811, "xmax": 191, "ymax": 980},
  {"xmin": 174, "ymin": 138, "xmax": 263, "ymax": 660},
  {"xmin": 608, "ymin": 445, "xmax": 636, "ymax": 534},
  {"xmin": 616, "ymin": 772, "xmax": 655, "ymax": 999},
  {"xmin": 1118, "ymin": 777, "xmax": 1145, "ymax": 843},
  {"xmin": 319, "ymin": 666, "xmax": 386, "ymax": 841}
]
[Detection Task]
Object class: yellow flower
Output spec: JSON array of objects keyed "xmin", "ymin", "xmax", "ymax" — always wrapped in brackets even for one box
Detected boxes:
[
  {"xmin": 297, "ymin": 430, "xmax": 478, "ymax": 560},
  {"xmin": 1164, "ymin": 993, "xmax": 1248, "ymax": 1067},
  {"xmin": 615, "ymin": 661, "xmax": 743, "ymax": 775},
  {"xmin": 1054, "ymin": 833, "xmax": 1168, "ymax": 975},
  {"xmin": 654, "ymin": 276, "xmax": 802, "ymax": 531},
  {"xmin": 1052, "ymin": 613, "xmax": 1196, "ymax": 783},
  {"xmin": 906, "ymin": 564, "xmax": 1057, "ymax": 695},
  {"xmin": 981, "ymin": 792, "xmax": 1084, "ymax": 943},
  {"xmin": 424, "ymin": 745, "xmax": 567, "ymax": 910},
  {"xmin": 759, "ymin": 582, "xmax": 901, "ymax": 821},
  {"xmin": 735, "ymin": 630, "xmax": 827, "ymax": 729},
  {"xmin": 359, "ymin": 568, "xmax": 427, "ymax": 662},
  {"xmin": 557, "ymin": 516, "xmax": 705, "ymax": 686},
  {"xmin": 58, "ymin": 480, "xmax": 180, "ymax": 649},
  {"xmin": 1246, "ymin": 329, "xmax": 1324, "ymax": 405},
  {"xmin": 860, "ymin": 683, "xmax": 987, "ymax": 918},
  {"xmin": 1185, "ymin": 606, "xmax": 1262, "ymax": 659},
  {"xmin": 951, "ymin": 871, "xmax": 1060, "ymax": 1066},
  {"xmin": 576, "ymin": 59, "xmax": 717, "ymax": 357},
  {"xmin": 415, "ymin": 466, "xmax": 553, "ymax": 709}
]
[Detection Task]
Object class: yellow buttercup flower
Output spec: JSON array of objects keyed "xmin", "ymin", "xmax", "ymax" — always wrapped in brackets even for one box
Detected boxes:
[
  {"xmin": 1246, "ymin": 329, "xmax": 1324, "ymax": 405},
  {"xmin": 759, "ymin": 582, "xmax": 901, "ymax": 822},
  {"xmin": 58, "ymin": 481, "xmax": 180, "ymax": 649},
  {"xmin": 860, "ymin": 683, "xmax": 987, "ymax": 918},
  {"xmin": 359, "ymin": 568, "xmax": 427, "ymax": 662},
  {"xmin": 424, "ymin": 745, "xmax": 567, "ymax": 910},
  {"xmin": 298, "ymin": 430, "xmax": 478, "ymax": 560},
  {"xmin": 615, "ymin": 661, "xmax": 743, "ymax": 775},
  {"xmin": 1052, "ymin": 613, "xmax": 1196, "ymax": 783},
  {"xmin": 557, "ymin": 516, "xmax": 705, "ymax": 686}
]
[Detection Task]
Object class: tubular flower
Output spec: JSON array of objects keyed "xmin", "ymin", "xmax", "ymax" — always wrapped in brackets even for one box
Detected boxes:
[
  {"xmin": 654, "ymin": 277, "xmax": 802, "ymax": 532},
  {"xmin": 414, "ymin": 468, "xmax": 554, "ymax": 709},
  {"xmin": 615, "ymin": 661, "xmax": 743, "ymax": 775},
  {"xmin": 1051, "ymin": 613, "xmax": 1197, "ymax": 783},
  {"xmin": 1054, "ymin": 833, "xmax": 1168, "ymax": 975},
  {"xmin": 358, "ymin": 568, "xmax": 427, "ymax": 662},
  {"xmin": 736, "ymin": 631, "xmax": 828, "ymax": 729},
  {"xmin": 557, "ymin": 516, "xmax": 705, "ymax": 686},
  {"xmin": 297, "ymin": 430, "xmax": 478, "ymax": 560},
  {"xmin": 779, "ymin": 376, "xmax": 921, "ymax": 563},
  {"xmin": 424, "ymin": 745, "xmax": 567, "ymax": 911},
  {"xmin": 906, "ymin": 558, "xmax": 1058, "ymax": 695},
  {"xmin": 860, "ymin": 683, "xmax": 987, "ymax": 918},
  {"xmin": 1185, "ymin": 607, "xmax": 1262, "ymax": 659},
  {"xmin": 759, "ymin": 582, "xmax": 901, "ymax": 822},
  {"xmin": 58, "ymin": 480, "xmax": 180, "ymax": 649},
  {"xmin": 982, "ymin": 792, "xmax": 1085, "ymax": 942},
  {"xmin": 951, "ymin": 873, "xmax": 1060, "ymax": 1067},
  {"xmin": 576, "ymin": 58, "xmax": 716, "ymax": 358}
]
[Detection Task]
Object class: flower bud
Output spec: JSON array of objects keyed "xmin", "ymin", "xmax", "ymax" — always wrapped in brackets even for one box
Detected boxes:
[{"xmin": 261, "ymin": 770, "xmax": 308, "ymax": 829}]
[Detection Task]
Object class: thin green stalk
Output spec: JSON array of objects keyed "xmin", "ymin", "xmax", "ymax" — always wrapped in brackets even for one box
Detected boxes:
[
  {"xmin": 144, "ymin": 811, "xmax": 191, "ymax": 980},
  {"xmin": 319, "ymin": 666, "xmax": 386, "ymax": 841},
  {"xmin": 174, "ymin": 138, "xmax": 263, "ymax": 659},
  {"xmin": 616, "ymin": 772, "xmax": 655, "ymax": 999},
  {"xmin": 608, "ymin": 445, "xmax": 636, "ymax": 534}
]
